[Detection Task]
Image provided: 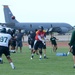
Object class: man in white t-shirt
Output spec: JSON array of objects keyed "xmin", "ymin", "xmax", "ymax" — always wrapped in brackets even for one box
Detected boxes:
[{"xmin": 0, "ymin": 28, "xmax": 15, "ymax": 69}]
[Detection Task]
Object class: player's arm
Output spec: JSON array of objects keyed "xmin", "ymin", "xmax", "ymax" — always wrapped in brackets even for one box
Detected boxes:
[
  {"xmin": 54, "ymin": 37, "xmax": 58, "ymax": 40},
  {"xmin": 36, "ymin": 30, "xmax": 43, "ymax": 41},
  {"xmin": 43, "ymin": 33, "xmax": 49, "ymax": 41},
  {"xmin": 38, "ymin": 35, "xmax": 45, "ymax": 45},
  {"xmin": 38, "ymin": 35, "xmax": 44, "ymax": 41}
]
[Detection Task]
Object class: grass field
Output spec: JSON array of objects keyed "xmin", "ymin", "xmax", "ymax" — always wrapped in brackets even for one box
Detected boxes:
[{"xmin": 0, "ymin": 45, "xmax": 75, "ymax": 75}]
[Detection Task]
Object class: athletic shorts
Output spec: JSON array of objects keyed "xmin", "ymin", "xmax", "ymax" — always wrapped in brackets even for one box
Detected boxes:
[
  {"xmin": 16, "ymin": 41, "xmax": 22, "ymax": 47},
  {"xmin": 43, "ymin": 44, "xmax": 46, "ymax": 49},
  {"xmin": 52, "ymin": 43, "xmax": 57, "ymax": 46},
  {"xmin": 31, "ymin": 41, "xmax": 34, "ymax": 48},
  {"xmin": 11, "ymin": 42, "xmax": 16, "ymax": 47},
  {"xmin": 0, "ymin": 46, "xmax": 10, "ymax": 57},
  {"xmin": 28, "ymin": 42, "xmax": 34, "ymax": 49},
  {"xmin": 11, "ymin": 39, "xmax": 16, "ymax": 47},
  {"xmin": 34, "ymin": 40, "xmax": 43, "ymax": 50}
]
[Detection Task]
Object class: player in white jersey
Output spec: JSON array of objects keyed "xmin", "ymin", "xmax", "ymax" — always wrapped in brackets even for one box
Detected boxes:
[{"xmin": 0, "ymin": 28, "xmax": 15, "ymax": 69}]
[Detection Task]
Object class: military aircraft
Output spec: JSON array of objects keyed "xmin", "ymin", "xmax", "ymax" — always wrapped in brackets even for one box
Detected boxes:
[
  {"xmin": 0, "ymin": 5, "xmax": 73, "ymax": 34},
  {"xmin": 0, "ymin": 25, "xmax": 12, "ymax": 32}
]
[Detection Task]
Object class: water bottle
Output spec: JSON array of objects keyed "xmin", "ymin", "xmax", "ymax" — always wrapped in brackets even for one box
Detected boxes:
[{"xmin": 56, "ymin": 53, "xmax": 67, "ymax": 56}]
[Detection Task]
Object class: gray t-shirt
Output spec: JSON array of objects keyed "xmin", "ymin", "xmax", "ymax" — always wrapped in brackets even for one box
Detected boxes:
[{"xmin": 16, "ymin": 32, "xmax": 24, "ymax": 41}]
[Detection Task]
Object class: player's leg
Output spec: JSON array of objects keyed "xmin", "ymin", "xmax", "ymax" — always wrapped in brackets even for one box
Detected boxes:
[
  {"xmin": 52, "ymin": 45, "xmax": 55, "ymax": 52},
  {"xmin": 33, "ymin": 41, "xmax": 39, "ymax": 55},
  {"xmin": 28, "ymin": 44, "xmax": 31, "ymax": 50},
  {"xmin": 72, "ymin": 45, "xmax": 75, "ymax": 68},
  {"xmin": 38, "ymin": 41, "xmax": 43, "ymax": 59},
  {"xmin": 38, "ymin": 48, "xmax": 42, "ymax": 59},
  {"xmin": 73, "ymin": 55, "xmax": 75, "ymax": 68},
  {"xmin": 6, "ymin": 56, "xmax": 15, "ymax": 69},
  {"xmin": 30, "ymin": 44, "xmax": 34, "ymax": 59},
  {"xmin": 54, "ymin": 45, "xmax": 57, "ymax": 52},
  {"xmin": 16, "ymin": 41, "xmax": 18, "ymax": 52},
  {"xmin": 20, "ymin": 41, "xmax": 23, "ymax": 53},
  {"xmin": 52, "ymin": 44, "xmax": 57, "ymax": 52},
  {"xmin": 10, "ymin": 46, "xmax": 16, "ymax": 53},
  {"xmin": 0, "ymin": 47, "xmax": 3, "ymax": 64},
  {"xmin": 17, "ymin": 41, "xmax": 22, "ymax": 53},
  {"xmin": 36, "ymin": 50, "xmax": 39, "ymax": 55},
  {"xmin": 4, "ymin": 47, "xmax": 15, "ymax": 69},
  {"xmin": 71, "ymin": 46, "xmax": 75, "ymax": 68},
  {"xmin": 20, "ymin": 47, "xmax": 22, "ymax": 53},
  {"xmin": 31, "ymin": 41, "xmax": 37, "ymax": 59},
  {"xmin": 43, "ymin": 44, "xmax": 47, "ymax": 59}
]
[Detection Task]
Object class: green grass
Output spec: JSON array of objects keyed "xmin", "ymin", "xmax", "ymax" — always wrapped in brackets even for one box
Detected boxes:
[{"xmin": 0, "ymin": 46, "xmax": 75, "ymax": 75}]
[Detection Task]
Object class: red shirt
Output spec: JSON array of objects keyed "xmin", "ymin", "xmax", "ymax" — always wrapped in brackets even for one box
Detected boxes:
[{"xmin": 35, "ymin": 30, "xmax": 46, "ymax": 40}]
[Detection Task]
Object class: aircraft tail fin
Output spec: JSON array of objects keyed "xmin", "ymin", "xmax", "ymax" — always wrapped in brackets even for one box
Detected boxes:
[{"xmin": 3, "ymin": 5, "xmax": 19, "ymax": 23}]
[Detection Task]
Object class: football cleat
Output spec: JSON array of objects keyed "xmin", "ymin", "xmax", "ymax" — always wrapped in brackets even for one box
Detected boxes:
[
  {"xmin": 73, "ymin": 66, "xmax": 75, "ymax": 68},
  {"xmin": 44, "ymin": 56, "xmax": 48, "ymax": 59}
]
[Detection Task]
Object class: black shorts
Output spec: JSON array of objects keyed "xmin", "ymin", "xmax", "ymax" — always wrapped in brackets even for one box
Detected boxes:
[
  {"xmin": 16, "ymin": 41, "xmax": 22, "ymax": 47},
  {"xmin": 28, "ymin": 40, "xmax": 31, "ymax": 45},
  {"xmin": 34, "ymin": 41, "xmax": 43, "ymax": 50},
  {"xmin": 11, "ymin": 43, "xmax": 16, "ymax": 47},
  {"xmin": 43, "ymin": 44, "xmax": 46, "ymax": 49},
  {"xmin": 72, "ymin": 45, "xmax": 75, "ymax": 55},
  {"xmin": 0, "ymin": 46, "xmax": 10, "ymax": 57},
  {"xmin": 31, "ymin": 41, "xmax": 34, "ymax": 48},
  {"xmin": 52, "ymin": 43, "xmax": 57, "ymax": 46},
  {"xmin": 11, "ymin": 39, "xmax": 16, "ymax": 47}
]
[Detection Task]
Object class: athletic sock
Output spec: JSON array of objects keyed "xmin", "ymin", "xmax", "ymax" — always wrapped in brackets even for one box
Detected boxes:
[
  {"xmin": 30, "ymin": 54, "xmax": 34, "ymax": 59},
  {"xmin": 67, "ymin": 51, "xmax": 70, "ymax": 55},
  {"xmin": 31, "ymin": 54, "xmax": 34, "ymax": 58},
  {"xmin": 10, "ymin": 62, "xmax": 15, "ymax": 69},
  {"xmin": 74, "ymin": 64, "xmax": 75, "ymax": 66},
  {"xmin": 10, "ymin": 50, "xmax": 16, "ymax": 53},
  {"xmin": 44, "ymin": 54, "xmax": 46, "ymax": 57},
  {"xmin": 40, "ymin": 55, "xmax": 42, "ymax": 59}
]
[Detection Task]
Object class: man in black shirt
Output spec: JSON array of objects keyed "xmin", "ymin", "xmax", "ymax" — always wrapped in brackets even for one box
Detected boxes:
[{"xmin": 50, "ymin": 33, "xmax": 58, "ymax": 52}]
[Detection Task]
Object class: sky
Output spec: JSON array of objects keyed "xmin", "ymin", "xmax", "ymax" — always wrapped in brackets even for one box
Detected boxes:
[{"xmin": 0, "ymin": 0, "xmax": 75, "ymax": 26}]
